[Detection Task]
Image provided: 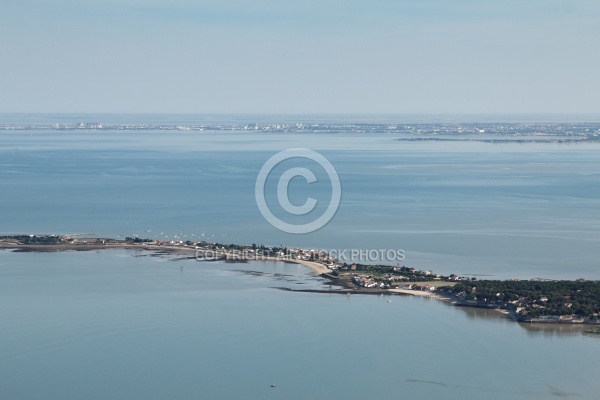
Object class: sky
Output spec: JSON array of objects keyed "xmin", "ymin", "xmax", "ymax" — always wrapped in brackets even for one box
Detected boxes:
[{"xmin": 1, "ymin": 0, "xmax": 599, "ymax": 114}]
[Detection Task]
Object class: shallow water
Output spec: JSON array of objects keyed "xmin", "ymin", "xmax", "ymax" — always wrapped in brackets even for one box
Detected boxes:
[{"xmin": 1, "ymin": 250, "xmax": 599, "ymax": 400}]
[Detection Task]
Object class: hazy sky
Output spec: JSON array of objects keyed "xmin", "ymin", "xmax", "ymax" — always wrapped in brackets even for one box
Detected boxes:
[{"xmin": 1, "ymin": 0, "xmax": 599, "ymax": 114}]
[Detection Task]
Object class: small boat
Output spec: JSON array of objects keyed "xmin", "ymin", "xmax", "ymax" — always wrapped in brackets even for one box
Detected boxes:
[{"xmin": 270, "ymin": 384, "xmax": 276, "ymax": 388}]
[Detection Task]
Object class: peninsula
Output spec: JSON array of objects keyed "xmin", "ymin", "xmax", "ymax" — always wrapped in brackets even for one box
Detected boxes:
[{"xmin": 2, "ymin": 234, "xmax": 600, "ymax": 325}]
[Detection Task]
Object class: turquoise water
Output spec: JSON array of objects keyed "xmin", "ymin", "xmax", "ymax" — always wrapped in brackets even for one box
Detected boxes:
[{"xmin": 1, "ymin": 249, "xmax": 599, "ymax": 400}]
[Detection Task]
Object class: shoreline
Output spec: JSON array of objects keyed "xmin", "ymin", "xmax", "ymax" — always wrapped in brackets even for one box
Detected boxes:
[
  {"xmin": 2, "ymin": 239, "xmax": 599, "ymax": 327},
  {"xmin": 0, "ymin": 241, "xmax": 332, "ymax": 276}
]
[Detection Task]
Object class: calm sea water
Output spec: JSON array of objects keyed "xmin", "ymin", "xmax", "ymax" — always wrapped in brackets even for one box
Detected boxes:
[
  {"xmin": 2, "ymin": 117, "xmax": 600, "ymax": 399},
  {"xmin": 2, "ymin": 128, "xmax": 600, "ymax": 279},
  {"xmin": 1, "ymin": 250, "xmax": 599, "ymax": 400}
]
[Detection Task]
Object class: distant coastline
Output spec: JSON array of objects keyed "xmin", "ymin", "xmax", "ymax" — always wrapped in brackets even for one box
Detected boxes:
[
  {"xmin": 2, "ymin": 234, "xmax": 600, "ymax": 326},
  {"xmin": 2, "ymin": 120, "xmax": 600, "ymax": 143}
]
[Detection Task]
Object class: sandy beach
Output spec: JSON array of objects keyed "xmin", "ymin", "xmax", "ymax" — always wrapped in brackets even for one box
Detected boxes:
[
  {"xmin": 261, "ymin": 256, "xmax": 332, "ymax": 275},
  {"xmin": 388, "ymin": 288, "xmax": 439, "ymax": 297}
]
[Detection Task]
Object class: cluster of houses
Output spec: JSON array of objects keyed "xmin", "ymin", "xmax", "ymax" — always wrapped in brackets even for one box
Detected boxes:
[
  {"xmin": 345, "ymin": 264, "xmax": 472, "ymax": 291},
  {"xmin": 352, "ymin": 276, "xmax": 383, "ymax": 288},
  {"xmin": 351, "ymin": 275, "xmax": 437, "ymax": 291},
  {"xmin": 397, "ymin": 283, "xmax": 437, "ymax": 292}
]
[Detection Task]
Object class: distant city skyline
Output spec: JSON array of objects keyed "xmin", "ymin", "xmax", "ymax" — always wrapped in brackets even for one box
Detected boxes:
[{"xmin": 1, "ymin": 1, "xmax": 599, "ymax": 114}]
